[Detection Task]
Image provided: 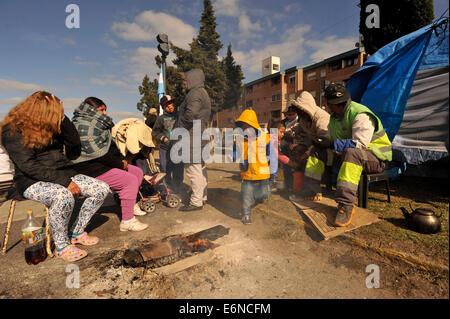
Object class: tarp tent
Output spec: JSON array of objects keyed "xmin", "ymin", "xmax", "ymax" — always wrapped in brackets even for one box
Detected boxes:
[{"xmin": 347, "ymin": 18, "xmax": 449, "ymax": 165}]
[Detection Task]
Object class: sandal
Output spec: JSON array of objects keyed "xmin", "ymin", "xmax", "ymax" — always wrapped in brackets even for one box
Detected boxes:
[
  {"xmin": 71, "ymin": 232, "xmax": 99, "ymax": 246},
  {"xmin": 55, "ymin": 244, "xmax": 88, "ymax": 262}
]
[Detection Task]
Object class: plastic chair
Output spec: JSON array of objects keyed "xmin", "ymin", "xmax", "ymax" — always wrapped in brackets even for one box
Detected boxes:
[{"xmin": 357, "ymin": 171, "xmax": 391, "ymax": 208}]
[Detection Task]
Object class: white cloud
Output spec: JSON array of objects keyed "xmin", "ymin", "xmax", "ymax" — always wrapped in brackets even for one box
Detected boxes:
[
  {"xmin": 234, "ymin": 25, "xmax": 311, "ymax": 74},
  {"xmin": 111, "ymin": 10, "xmax": 196, "ymax": 49},
  {"xmin": 104, "ymin": 33, "xmax": 118, "ymax": 48},
  {"xmin": 214, "ymin": 0, "xmax": 262, "ymax": 38},
  {"xmin": 0, "ymin": 78, "xmax": 44, "ymax": 92},
  {"xmin": 127, "ymin": 47, "xmax": 162, "ymax": 83},
  {"xmin": 283, "ymin": 3, "xmax": 301, "ymax": 13},
  {"xmin": 0, "ymin": 97, "xmax": 24, "ymax": 105},
  {"xmin": 89, "ymin": 75, "xmax": 133, "ymax": 89},
  {"xmin": 306, "ymin": 35, "xmax": 357, "ymax": 62},
  {"xmin": 61, "ymin": 98, "xmax": 83, "ymax": 112},
  {"xmin": 238, "ymin": 13, "xmax": 262, "ymax": 34},
  {"xmin": 74, "ymin": 56, "xmax": 101, "ymax": 67},
  {"xmin": 214, "ymin": 0, "xmax": 240, "ymax": 17}
]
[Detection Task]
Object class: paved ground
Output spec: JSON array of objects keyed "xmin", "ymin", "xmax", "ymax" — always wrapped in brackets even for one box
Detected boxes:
[{"xmin": 0, "ymin": 163, "xmax": 447, "ymax": 299}]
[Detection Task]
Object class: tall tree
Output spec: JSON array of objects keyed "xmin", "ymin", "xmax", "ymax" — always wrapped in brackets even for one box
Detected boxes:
[
  {"xmin": 359, "ymin": 0, "xmax": 434, "ymax": 55},
  {"xmin": 222, "ymin": 44, "xmax": 244, "ymax": 110}
]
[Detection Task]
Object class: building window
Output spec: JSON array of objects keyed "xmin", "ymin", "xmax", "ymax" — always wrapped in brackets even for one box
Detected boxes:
[
  {"xmin": 271, "ymin": 78, "xmax": 280, "ymax": 86},
  {"xmin": 307, "ymin": 72, "xmax": 317, "ymax": 81},
  {"xmin": 271, "ymin": 110, "xmax": 281, "ymax": 118},
  {"xmin": 289, "ymin": 76, "xmax": 296, "ymax": 83},
  {"xmin": 246, "ymin": 86, "xmax": 253, "ymax": 94},
  {"xmin": 271, "ymin": 94, "xmax": 281, "ymax": 102},
  {"xmin": 330, "ymin": 61, "xmax": 342, "ymax": 71},
  {"xmin": 345, "ymin": 57, "xmax": 356, "ymax": 67},
  {"xmin": 320, "ymin": 69, "xmax": 326, "ymax": 77},
  {"xmin": 273, "ymin": 64, "xmax": 280, "ymax": 72},
  {"xmin": 246, "ymin": 100, "xmax": 253, "ymax": 107}
]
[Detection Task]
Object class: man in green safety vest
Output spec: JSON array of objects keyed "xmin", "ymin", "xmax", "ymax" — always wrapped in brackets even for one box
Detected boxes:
[{"xmin": 293, "ymin": 83, "xmax": 392, "ymax": 227}]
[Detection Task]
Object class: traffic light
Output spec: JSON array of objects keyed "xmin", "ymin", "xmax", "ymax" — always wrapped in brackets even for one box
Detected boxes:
[{"xmin": 157, "ymin": 33, "xmax": 169, "ymax": 58}]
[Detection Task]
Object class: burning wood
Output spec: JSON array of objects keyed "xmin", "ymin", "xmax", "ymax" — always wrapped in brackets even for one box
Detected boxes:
[{"xmin": 123, "ymin": 225, "xmax": 229, "ymax": 268}]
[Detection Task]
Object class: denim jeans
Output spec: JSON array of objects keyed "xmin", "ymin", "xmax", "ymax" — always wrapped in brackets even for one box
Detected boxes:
[{"xmin": 241, "ymin": 179, "xmax": 271, "ymax": 217}]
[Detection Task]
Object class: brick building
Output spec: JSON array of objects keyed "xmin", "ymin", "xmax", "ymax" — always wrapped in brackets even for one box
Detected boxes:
[
  {"xmin": 213, "ymin": 47, "xmax": 366, "ymax": 128},
  {"xmin": 302, "ymin": 47, "xmax": 366, "ymax": 107}
]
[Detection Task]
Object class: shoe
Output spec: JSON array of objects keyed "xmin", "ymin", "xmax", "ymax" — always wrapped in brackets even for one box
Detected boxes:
[
  {"xmin": 289, "ymin": 191, "xmax": 322, "ymax": 202},
  {"xmin": 70, "ymin": 232, "xmax": 99, "ymax": 246},
  {"xmin": 179, "ymin": 204, "xmax": 203, "ymax": 212},
  {"xmin": 241, "ymin": 215, "xmax": 252, "ymax": 225},
  {"xmin": 55, "ymin": 244, "xmax": 88, "ymax": 262},
  {"xmin": 120, "ymin": 217, "xmax": 149, "ymax": 232},
  {"xmin": 133, "ymin": 203, "xmax": 147, "ymax": 216},
  {"xmin": 334, "ymin": 204, "xmax": 355, "ymax": 227}
]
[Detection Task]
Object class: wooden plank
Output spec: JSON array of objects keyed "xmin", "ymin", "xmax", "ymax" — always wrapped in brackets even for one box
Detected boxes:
[
  {"xmin": 291, "ymin": 196, "xmax": 379, "ymax": 240},
  {"xmin": 152, "ymin": 250, "xmax": 215, "ymax": 275}
]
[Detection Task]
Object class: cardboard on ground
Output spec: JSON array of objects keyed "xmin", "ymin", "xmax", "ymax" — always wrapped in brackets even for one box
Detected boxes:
[{"xmin": 291, "ymin": 196, "xmax": 379, "ymax": 240}]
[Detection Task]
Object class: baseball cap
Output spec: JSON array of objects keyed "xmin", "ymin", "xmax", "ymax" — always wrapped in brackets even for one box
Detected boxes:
[
  {"xmin": 160, "ymin": 95, "xmax": 175, "ymax": 107},
  {"xmin": 324, "ymin": 83, "xmax": 350, "ymax": 104}
]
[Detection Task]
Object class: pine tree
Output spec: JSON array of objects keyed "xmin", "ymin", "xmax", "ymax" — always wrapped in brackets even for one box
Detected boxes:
[
  {"xmin": 137, "ymin": 75, "xmax": 158, "ymax": 117},
  {"xmin": 222, "ymin": 44, "xmax": 244, "ymax": 111},
  {"xmin": 359, "ymin": 0, "xmax": 434, "ymax": 55}
]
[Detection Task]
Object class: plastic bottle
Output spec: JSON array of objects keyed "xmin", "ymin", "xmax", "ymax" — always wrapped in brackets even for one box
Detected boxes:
[{"xmin": 21, "ymin": 210, "xmax": 47, "ymax": 265}]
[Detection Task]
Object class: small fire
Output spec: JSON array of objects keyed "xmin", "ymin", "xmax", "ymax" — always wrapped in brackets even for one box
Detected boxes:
[{"xmin": 177, "ymin": 235, "xmax": 214, "ymax": 252}]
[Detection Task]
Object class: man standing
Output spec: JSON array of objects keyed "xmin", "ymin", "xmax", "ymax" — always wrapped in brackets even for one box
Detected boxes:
[
  {"xmin": 295, "ymin": 83, "xmax": 392, "ymax": 227},
  {"xmin": 175, "ymin": 69, "xmax": 211, "ymax": 211}
]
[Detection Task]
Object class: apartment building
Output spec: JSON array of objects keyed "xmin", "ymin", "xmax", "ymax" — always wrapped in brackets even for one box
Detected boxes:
[
  {"xmin": 213, "ymin": 48, "xmax": 366, "ymax": 128},
  {"xmin": 302, "ymin": 47, "xmax": 366, "ymax": 107}
]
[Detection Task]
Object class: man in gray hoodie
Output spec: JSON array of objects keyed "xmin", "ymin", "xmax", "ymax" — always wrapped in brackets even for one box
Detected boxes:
[{"xmin": 174, "ymin": 69, "xmax": 211, "ymax": 211}]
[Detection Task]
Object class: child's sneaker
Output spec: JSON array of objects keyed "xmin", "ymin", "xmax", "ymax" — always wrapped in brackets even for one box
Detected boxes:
[
  {"xmin": 120, "ymin": 217, "xmax": 149, "ymax": 232},
  {"xmin": 133, "ymin": 203, "xmax": 147, "ymax": 216},
  {"xmin": 241, "ymin": 215, "xmax": 252, "ymax": 225}
]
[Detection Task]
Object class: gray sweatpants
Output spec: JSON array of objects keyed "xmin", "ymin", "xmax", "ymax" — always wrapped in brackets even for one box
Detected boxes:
[{"xmin": 185, "ymin": 163, "xmax": 208, "ymax": 207}]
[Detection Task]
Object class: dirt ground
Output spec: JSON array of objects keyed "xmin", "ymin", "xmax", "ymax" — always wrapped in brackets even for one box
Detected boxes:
[{"xmin": 0, "ymin": 162, "xmax": 448, "ymax": 300}]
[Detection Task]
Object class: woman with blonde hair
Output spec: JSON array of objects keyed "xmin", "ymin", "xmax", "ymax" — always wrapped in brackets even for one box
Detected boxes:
[{"xmin": 1, "ymin": 91, "xmax": 110, "ymax": 262}]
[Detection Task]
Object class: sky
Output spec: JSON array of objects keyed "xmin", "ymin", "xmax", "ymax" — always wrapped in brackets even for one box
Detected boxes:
[{"xmin": 0, "ymin": 0, "xmax": 448, "ymax": 122}]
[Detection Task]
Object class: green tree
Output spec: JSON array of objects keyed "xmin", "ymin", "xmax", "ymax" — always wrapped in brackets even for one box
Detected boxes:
[
  {"xmin": 359, "ymin": 0, "xmax": 434, "ymax": 55},
  {"xmin": 222, "ymin": 44, "xmax": 244, "ymax": 110},
  {"xmin": 137, "ymin": 74, "xmax": 158, "ymax": 117}
]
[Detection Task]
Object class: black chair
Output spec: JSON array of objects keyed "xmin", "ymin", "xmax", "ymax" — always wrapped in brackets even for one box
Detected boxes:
[
  {"xmin": 324, "ymin": 168, "xmax": 391, "ymax": 208},
  {"xmin": 357, "ymin": 171, "xmax": 391, "ymax": 208}
]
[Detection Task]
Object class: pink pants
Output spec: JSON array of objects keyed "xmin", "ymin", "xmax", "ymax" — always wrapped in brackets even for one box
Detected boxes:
[{"xmin": 96, "ymin": 165, "xmax": 143, "ymax": 221}]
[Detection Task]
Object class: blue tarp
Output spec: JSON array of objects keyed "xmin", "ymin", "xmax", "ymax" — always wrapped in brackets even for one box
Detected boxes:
[{"xmin": 346, "ymin": 18, "xmax": 449, "ymax": 141}]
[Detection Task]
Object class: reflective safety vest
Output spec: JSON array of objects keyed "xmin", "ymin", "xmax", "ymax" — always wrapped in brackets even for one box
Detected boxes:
[
  {"xmin": 238, "ymin": 132, "xmax": 271, "ymax": 181},
  {"xmin": 329, "ymin": 101, "xmax": 392, "ymax": 162}
]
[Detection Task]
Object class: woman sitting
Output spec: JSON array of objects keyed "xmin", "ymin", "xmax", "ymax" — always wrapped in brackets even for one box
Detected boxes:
[
  {"xmin": 71, "ymin": 97, "xmax": 148, "ymax": 232},
  {"xmin": 1, "ymin": 91, "xmax": 110, "ymax": 262}
]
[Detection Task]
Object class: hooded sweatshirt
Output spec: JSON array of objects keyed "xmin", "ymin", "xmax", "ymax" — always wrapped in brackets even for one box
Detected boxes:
[
  {"xmin": 174, "ymin": 69, "xmax": 211, "ymax": 163},
  {"xmin": 234, "ymin": 109, "xmax": 278, "ymax": 181},
  {"xmin": 289, "ymin": 91, "xmax": 331, "ymax": 146}
]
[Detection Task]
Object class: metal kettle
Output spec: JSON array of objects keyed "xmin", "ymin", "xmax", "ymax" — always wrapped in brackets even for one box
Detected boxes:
[{"xmin": 400, "ymin": 201, "xmax": 442, "ymax": 234}]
